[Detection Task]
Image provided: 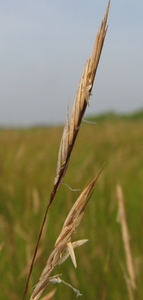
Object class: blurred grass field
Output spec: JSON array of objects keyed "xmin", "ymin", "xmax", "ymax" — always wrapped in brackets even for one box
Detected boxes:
[{"xmin": 0, "ymin": 111, "xmax": 143, "ymax": 300}]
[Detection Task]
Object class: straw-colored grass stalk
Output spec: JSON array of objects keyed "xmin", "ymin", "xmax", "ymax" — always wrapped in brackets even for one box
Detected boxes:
[
  {"xmin": 116, "ymin": 184, "xmax": 136, "ymax": 299},
  {"xmin": 22, "ymin": 2, "xmax": 110, "ymax": 299}
]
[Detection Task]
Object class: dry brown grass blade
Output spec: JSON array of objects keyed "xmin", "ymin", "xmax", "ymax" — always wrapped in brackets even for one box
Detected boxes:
[
  {"xmin": 116, "ymin": 184, "xmax": 136, "ymax": 292},
  {"xmin": 30, "ymin": 166, "xmax": 104, "ymax": 300},
  {"xmin": 22, "ymin": 3, "xmax": 110, "ymax": 300}
]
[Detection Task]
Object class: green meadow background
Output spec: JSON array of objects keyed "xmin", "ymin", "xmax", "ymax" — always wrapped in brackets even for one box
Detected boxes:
[{"xmin": 0, "ymin": 111, "xmax": 143, "ymax": 300}]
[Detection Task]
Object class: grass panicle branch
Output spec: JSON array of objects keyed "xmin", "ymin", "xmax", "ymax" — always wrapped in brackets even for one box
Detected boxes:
[
  {"xmin": 22, "ymin": 2, "xmax": 110, "ymax": 300},
  {"xmin": 30, "ymin": 167, "xmax": 104, "ymax": 300}
]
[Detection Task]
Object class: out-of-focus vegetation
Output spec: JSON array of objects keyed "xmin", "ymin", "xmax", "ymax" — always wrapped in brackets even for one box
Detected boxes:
[{"xmin": 0, "ymin": 111, "xmax": 143, "ymax": 300}]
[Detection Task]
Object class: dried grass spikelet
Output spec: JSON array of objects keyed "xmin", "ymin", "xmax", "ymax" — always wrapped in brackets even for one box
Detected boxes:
[
  {"xmin": 54, "ymin": 1, "xmax": 110, "ymax": 186},
  {"xmin": 68, "ymin": 1, "xmax": 109, "ymax": 146},
  {"xmin": 30, "ymin": 168, "xmax": 103, "ymax": 300}
]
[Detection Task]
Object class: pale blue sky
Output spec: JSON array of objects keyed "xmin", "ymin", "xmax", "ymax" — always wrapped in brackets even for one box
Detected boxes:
[{"xmin": 0, "ymin": 1, "xmax": 143, "ymax": 126}]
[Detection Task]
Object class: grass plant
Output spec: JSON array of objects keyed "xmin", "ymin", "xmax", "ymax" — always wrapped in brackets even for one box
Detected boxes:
[
  {"xmin": 1, "ymin": 1, "xmax": 143, "ymax": 300},
  {"xmin": 22, "ymin": 3, "xmax": 110, "ymax": 299}
]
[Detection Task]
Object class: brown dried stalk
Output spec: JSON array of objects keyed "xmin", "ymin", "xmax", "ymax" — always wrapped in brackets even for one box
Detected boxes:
[
  {"xmin": 116, "ymin": 184, "xmax": 136, "ymax": 293},
  {"xmin": 22, "ymin": 3, "xmax": 110, "ymax": 299},
  {"xmin": 30, "ymin": 168, "xmax": 103, "ymax": 300}
]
